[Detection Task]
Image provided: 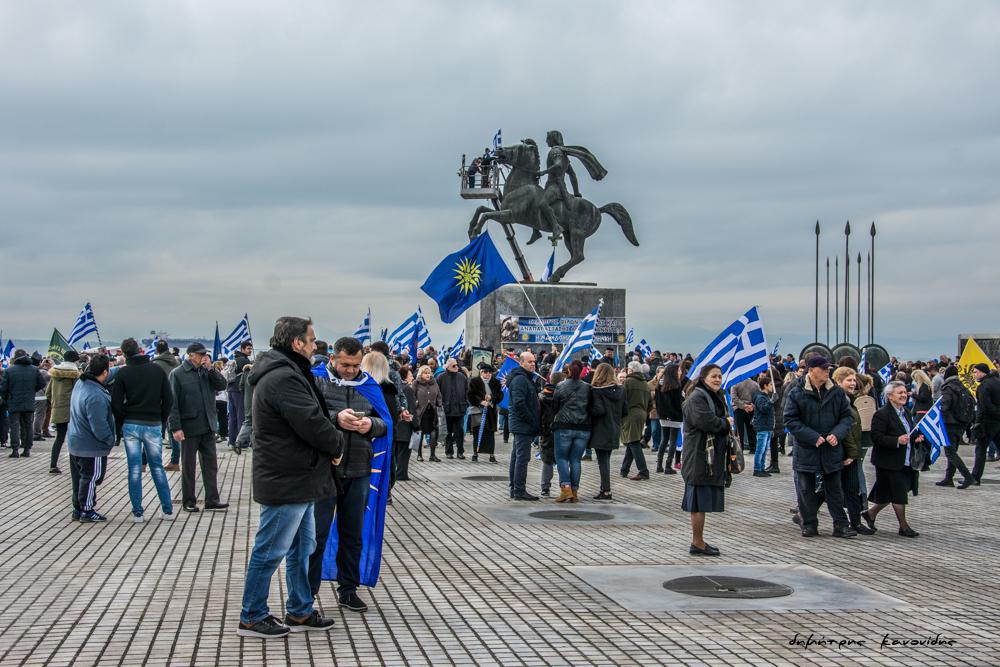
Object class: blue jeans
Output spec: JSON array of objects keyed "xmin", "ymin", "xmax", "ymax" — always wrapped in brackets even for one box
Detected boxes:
[
  {"xmin": 649, "ymin": 420, "xmax": 662, "ymax": 451},
  {"xmin": 554, "ymin": 429, "xmax": 589, "ymax": 489},
  {"xmin": 241, "ymin": 502, "xmax": 316, "ymax": 624},
  {"xmin": 754, "ymin": 431, "xmax": 772, "ymax": 472},
  {"xmin": 122, "ymin": 423, "xmax": 173, "ymax": 516}
]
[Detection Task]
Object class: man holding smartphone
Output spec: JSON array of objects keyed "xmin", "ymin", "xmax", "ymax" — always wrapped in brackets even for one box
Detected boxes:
[
  {"xmin": 168, "ymin": 342, "xmax": 229, "ymax": 513},
  {"xmin": 313, "ymin": 336, "xmax": 387, "ymax": 613}
]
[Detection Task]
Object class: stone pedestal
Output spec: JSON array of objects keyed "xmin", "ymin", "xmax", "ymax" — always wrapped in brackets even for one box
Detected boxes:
[{"xmin": 465, "ymin": 283, "xmax": 627, "ymax": 357}]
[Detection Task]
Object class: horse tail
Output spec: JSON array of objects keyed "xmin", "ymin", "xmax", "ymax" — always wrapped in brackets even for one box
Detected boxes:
[{"xmin": 600, "ymin": 203, "xmax": 638, "ymax": 246}]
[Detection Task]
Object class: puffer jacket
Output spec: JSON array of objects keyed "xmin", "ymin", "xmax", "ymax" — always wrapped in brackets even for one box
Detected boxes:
[
  {"xmin": 551, "ymin": 378, "xmax": 591, "ymax": 431},
  {"xmin": 681, "ymin": 385, "xmax": 731, "ymax": 487},
  {"xmin": 319, "ymin": 366, "xmax": 388, "ymax": 479},
  {"xmin": 784, "ymin": 375, "xmax": 854, "ymax": 473},
  {"xmin": 588, "ymin": 384, "xmax": 626, "ymax": 450},
  {"xmin": 620, "ymin": 373, "xmax": 651, "ymax": 443},
  {"xmin": 0, "ymin": 356, "xmax": 46, "ymax": 412},
  {"xmin": 751, "ymin": 390, "xmax": 776, "ymax": 432},
  {"xmin": 46, "ymin": 362, "xmax": 81, "ymax": 424},
  {"xmin": 248, "ymin": 349, "xmax": 344, "ymax": 505},
  {"xmin": 67, "ymin": 375, "xmax": 116, "ymax": 457}
]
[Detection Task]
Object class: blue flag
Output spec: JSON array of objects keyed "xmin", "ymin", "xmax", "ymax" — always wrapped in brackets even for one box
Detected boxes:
[
  {"xmin": 915, "ymin": 397, "xmax": 949, "ymax": 465},
  {"xmin": 496, "ymin": 355, "xmax": 520, "ymax": 409},
  {"xmin": 321, "ymin": 372, "xmax": 393, "ymax": 587},
  {"xmin": 212, "ymin": 322, "xmax": 222, "ymax": 361},
  {"xmin": 421, "ymin": 232, "xmax": 517, "ymax": 324}
]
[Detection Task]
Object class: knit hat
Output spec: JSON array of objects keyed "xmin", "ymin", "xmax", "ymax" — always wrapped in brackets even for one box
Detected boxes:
[
  {"xmin": 974, "ymin": 363, "xmax": 991, "ymax": 374},
  {"xmin": 64, "ymin": 350, "xmax": 81, "ymax": 363},
  {"xmin": 943, "ymin": 365, "xmax": 958, "ymax": 379}
]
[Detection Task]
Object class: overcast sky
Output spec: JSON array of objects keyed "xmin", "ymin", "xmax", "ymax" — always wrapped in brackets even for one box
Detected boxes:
[{"xmin": 2, "ymin": 1, "xmax": 998, "ymax": 359}]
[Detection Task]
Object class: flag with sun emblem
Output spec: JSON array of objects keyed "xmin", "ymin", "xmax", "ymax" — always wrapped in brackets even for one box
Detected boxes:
[{"xmin": 421, "ymin": 232, "xmax": 517, "ymax": 323}]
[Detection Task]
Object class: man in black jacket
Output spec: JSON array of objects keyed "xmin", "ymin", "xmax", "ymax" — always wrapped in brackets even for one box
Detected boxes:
[
  {"xmin": 936, "ymin": 365, "xmax": 975, "ymax": 488},
  {"xmin": 111, "ymin": 338, "xmax": 174, "ymax": 521},
  {"xmin": 314, "ymin": 336, "xmax": 387, "ymax": 613},
  {"xmin": 238, "ymin": 316, "xmax": 344, "ymax": 639},
  {"xmin": 507, "ymin": 352, "xmax": 541, "ymax": 501},
  {"xmin": 168, "ymin": 342, "xmax": 228, "ymax": 513},
  {"xmin": 784, "ymin": 356, "xmax": 856, "ymax": 538},
  {"xmin": 971, "ymin": 364, "xmax": 1000, "ymax": 484},
  {"xmin": 227, "ymin": 340, "xmax": 253, "ymax": 448},
  {"xmin": 437, "ymin": 358, "xmax": 469, "ymax": 459},
  {"xmin": 0, "ymin": 350, "xmax": 46, "ymax": 457}
]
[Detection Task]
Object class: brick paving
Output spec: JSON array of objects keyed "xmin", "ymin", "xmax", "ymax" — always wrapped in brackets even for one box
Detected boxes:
[{"xmin": 0, "ymin": 437, "xmax": 996, "ymax": 666}]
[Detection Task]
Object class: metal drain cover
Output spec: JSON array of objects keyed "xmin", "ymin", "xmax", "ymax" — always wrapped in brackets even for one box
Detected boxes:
[
  {"xmin": 663, "ymin": 576, "xmax": 794, "ymax": 599},
  {"xmin": 529, "ymin": 510, "xmax": 614, "ymax": 522},
  {"xmin": 462, "ymin": 475, "xmax": 511, "ymax": 482}
]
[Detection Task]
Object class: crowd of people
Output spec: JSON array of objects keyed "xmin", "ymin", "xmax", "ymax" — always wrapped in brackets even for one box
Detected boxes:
[{"xmin": 2, "ymin": 321, "xmax": 999, "ymax": 638}]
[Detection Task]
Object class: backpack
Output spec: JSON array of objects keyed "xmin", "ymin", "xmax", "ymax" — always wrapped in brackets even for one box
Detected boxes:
[{"xmin": 950, "ymin": 384, "xmax": 976, "ymax": 426}]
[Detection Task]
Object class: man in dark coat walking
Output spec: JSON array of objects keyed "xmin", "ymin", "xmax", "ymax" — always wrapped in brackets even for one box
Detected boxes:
[
  {"xmin": 971, "ymin": 364, "xmax": 1000, "ymax": 484},
  {"xmin": 0, "ymin": 350, "xmax": 47, "ymax": 457},
  {"xmin": 784, "ymin": 356, "xmax": 856, "ymax": 538},
  {"xmin": 238, "ymin": 316, "xmax": 344, "ymax": 639},
  {"xmin": 507, "ymin": 352, "xmax": 541, "ymax": 500},
  {"xmin": 437, "ymin": 358, "xmax": 470, "ymax": 459}
]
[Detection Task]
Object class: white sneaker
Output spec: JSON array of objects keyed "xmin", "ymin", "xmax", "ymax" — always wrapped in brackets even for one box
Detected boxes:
[
  {"xmin": 160, "ymin": 512, "xmax": 175, "ymax": 521},
  {"xmin": 132, "ymin": 514, "xmax": 145, "ymax": 523}
]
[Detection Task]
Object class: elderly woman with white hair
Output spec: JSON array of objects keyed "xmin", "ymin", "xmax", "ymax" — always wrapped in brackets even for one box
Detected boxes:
[{"xmin": 861, "ymin": 380, "xmax": 926, "ymax": 537}]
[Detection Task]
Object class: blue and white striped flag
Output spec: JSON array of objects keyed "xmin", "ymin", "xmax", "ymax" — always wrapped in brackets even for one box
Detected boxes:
[
  {"xmin": 492, "ymin": 129, "xmax": 502, "ymax": 151},
  {"xmin": 448, "ymin": 330, "xmax": 465, "ymax": 360},
  {"xmin": 1, "ymin": 340, "xmax": 13, "ymax": 368},
  {"xmin": 82, "ymin": 342, "xmax": 91, "ymax": 351},
  {"xmin": 379, "ymin": 328, "xmax": 388, "ymax": 342},
  {"xmin": 625, "ymin": 327, "xmax": 635, "ymax": 347},
  {"xmin": 590, "ymin": 346, "xmax": 603, "ymax": 361},
  {"xmin": 437, "ymin": 348, "xmax": 448, "ymax": 368},
  {"xmin": 67, "ymin": 302, "xmax": 99, "ymax": 347},
  {"xmin": 859, "ymin": 348, "xmax": 867, "ymax": 374},
  {"xmin": 552, "ymin": 300, "xmax": 603, "ymax": 374},
  {"xmin": 877, "ymin": 362, "xmax": 893, "ymax": 385},
  {"xmin": 353, "ymin": 309, "xmax": 372, "ymax": 345},
  {"xmin": 915, "ymin": 398, "xmax": 949, "ymax": 464},
  {"xmin": 417, "ymin": 306, "xmax": 432, "ymax": 349},
  {"xmin": 687, "ymin": 306, "xmax": 770, "ymax": 389},
  {"xmin": 146, "ymin": 337, "xmax": 160, "ymax": 358},
  {"xmin": 772, "ymin": 337, "xmax": 782, "ymax": 357},
  {"xmin": 388, "ymin": 310, "xmax": 430, "ymax": 354},
  {"xmin": 221, "ymin": 314, "xmax": 251, "ymax": 358},
  {"xmin": 636, "ymin": 339, "xmax": 652, "ymax": 359},
  {"xmin": 539, "ymin": 249, "xmax": 555, "ymax": 283}
]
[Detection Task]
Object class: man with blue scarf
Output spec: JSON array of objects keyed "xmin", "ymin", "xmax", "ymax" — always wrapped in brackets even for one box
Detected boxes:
[{"xmin": 313, "ymin": 337, "xmax": 388, "ymax": 613}]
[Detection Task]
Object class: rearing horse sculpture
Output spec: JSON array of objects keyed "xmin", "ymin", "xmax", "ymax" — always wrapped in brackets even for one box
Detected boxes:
[{"xmin": 467, "ymin": 140, "xmax": 638, "ymax": 283}]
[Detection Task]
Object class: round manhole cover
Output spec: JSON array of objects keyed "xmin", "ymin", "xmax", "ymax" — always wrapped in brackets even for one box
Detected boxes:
[
  {"xmin": 663, "ymin": 576, "xmax": 793, "ymax": 599},
  {"xmin": 462, "ymin": 475, "xmax": 511, "ymax": 482},
  {"xmin": 528, "ymin": 510, "xmax": 614, "ymax": 522}
]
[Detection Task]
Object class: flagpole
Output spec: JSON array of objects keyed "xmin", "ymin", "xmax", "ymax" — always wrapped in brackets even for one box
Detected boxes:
[
  {"xmin": 844, "ymin": 220, "xmax": 851, "ymax": 344},
  {"xmin": 92, "ymin": 303, "xmax": 104, "ymax": 347},
  {"xmin": 856, "ymin": 252, "xmax": 861, "ymax": 347},
  {"xmin": 825, "ymin": 257, "xmax": 830, "ymax": 346},
  {"xmin": 814, "ymin": 221, "xmax": 820, "ymax": 343},
  {"xmin": 514, "ymin": 282, "xmax": 557, "ymax": 346}
]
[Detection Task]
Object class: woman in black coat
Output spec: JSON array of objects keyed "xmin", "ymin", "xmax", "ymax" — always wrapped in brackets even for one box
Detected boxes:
[
  {"xmin": 467, "ymin": 364, "xmax": 503, "ymax": 462},
  {"xmin": 681, "ymin": 364, "xmax": 733, "ymax": 557},
  {"xmin": 862, "ymin": 381, "xmax": 925, "ymax": 537},
  {"xmin": 654, "ymin": 363, "xmax": 684, "ymax": 474},
  {"xmin": 587, "ymin": 363, "xmax": 627, "ymax": 500},
  {"xmin": 394, "ymin": 367, "xmax": 417, "ymax": 482}
]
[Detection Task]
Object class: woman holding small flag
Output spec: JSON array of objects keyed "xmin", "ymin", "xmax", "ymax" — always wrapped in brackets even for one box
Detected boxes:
[{"xmin": 861, "ymin": 381, "xmax": 925, "ymax": 538}]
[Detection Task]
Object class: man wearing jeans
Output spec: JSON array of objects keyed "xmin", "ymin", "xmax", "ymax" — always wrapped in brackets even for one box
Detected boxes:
[
  {"xmin": 111, "ymin": 338, "xmax": 175, "ymax": 522},
  {"xmin": 168, "ymin": 343, "xmax": 228, "ymax": 513},
  {"xmin": 238, "ymin": 317, "xmax": 344, "ymax": 639},
  {"xmin": 507, "ymin": 352, "xmax": 540, "ymax": 501}
]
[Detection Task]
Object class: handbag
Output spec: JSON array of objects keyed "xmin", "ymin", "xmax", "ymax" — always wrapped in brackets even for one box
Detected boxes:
[{"xmin": 726, "ymin": 433, "xmax": 745, "ymax": 475}]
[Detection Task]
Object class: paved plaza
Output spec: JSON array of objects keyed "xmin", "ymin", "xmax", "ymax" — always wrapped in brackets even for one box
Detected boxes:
[{"xmin": 0, "ymin": 438, "xmax": 996, "ymax": 666}]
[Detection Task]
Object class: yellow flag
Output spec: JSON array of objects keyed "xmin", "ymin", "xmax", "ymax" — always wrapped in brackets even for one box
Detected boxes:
[{"xmin": 957, "ymin": 338, "xmax": 995, "ymax": 396}]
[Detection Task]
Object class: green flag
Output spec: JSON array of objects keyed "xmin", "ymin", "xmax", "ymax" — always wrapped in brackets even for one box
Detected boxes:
[{"xmin": 48, "ymin": 328, "xmax": 74, "ymax": 363}]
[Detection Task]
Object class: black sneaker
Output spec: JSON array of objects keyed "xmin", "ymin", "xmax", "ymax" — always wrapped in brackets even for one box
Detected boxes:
[
  {"xmin": 21, "ymin": 450, "xmax": 29, "ymax": 458},
  {"xmin": 71, "ymin": 510, "xmax": 81, "ymax": 522},
  {"xmin": 183, "ymin": 504, "xmax": 200, "ymax": 513},
  {"xmin": 339, "ymin": 593, "xmax": 369, "ymax": 613},
  {"xmin": 204, "ymin": 503, "xmax": 229, "ymax": 511},
  {"xmin": 79, "ymin": 510, "xmax": 107, "ymax": 523},
  {"xmin": 512, "ymin": 492, "xmax": 539, "ymax": 501},
  {"xmin": 832, "ymin": 525, "xmax": 858, "ymax": 538},
  {"xmin": 49, "ymin": 467, "xmax": 62, "ymax": 474},
  {"xmin": 284, "ymin": 610, "xmax": 336, "ymax": 633},
  {"xmin": 238, "ymin": 615, "xmax": 291, "ymax": 639}
]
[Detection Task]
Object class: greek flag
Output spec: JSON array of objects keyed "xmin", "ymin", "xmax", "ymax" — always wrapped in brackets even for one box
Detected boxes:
[
  {"xmin": 492, "ymin": 128, "xmax": 502, "ymax": 151},
  {"xmin": 687, "ymin": 306, "xmax": 770, "ymax": 389},
  {"xmin": 625, "ymin": 328, "xmax": 635, "ymax": 347},
  {"xmin": 379, "ymin": 328, "xmax": 388, "ymax": 342},
  {"xmin": 353, "ymin": 309, "xmax": 372, "ymax": 345},
  {"xmin": 590, "ymin": 346, "xmax": 603, "ymax": 361},
  {"xmin": 859, "ymin": 348, "xmax": 867, "ymax": 374},
  {"xmin": 915, "ymin": 398, "xmax": 949, "ymax": 464},
  {"xmin": 388, "ymin": 310, "xmax": 430, "ymax": 355},
  {"xmin": 877, "ymin": 362, "xmax": 893, "ymax": 385},
  {"xmin": 145, "ymin": 337, "xmax": 159, "ymax": 358},
  {"xmin": 1, "ymin": 340, "xmax": 13, "ymax": 368},
  {"xmin": 772, "ymin": 337, "xmax": 782, "ymax": 357},
  {"xmin": 552, "ymin": 300, "xmax": 603, "ymax": 374},
  {"xmin": 67, "ymin": 302, "xmax": 99, "ymax": 347},
  {"xmin": 82, "ymin": 342, "xmax": 91, "ymax": 351},
  {"xmin": 417, "ymin": 306, "xmax": 432, "ymax": 349},
  {"xmin": 437, "ymin": 348, "xmax": 448, "ymax": 368},
  {"xmin": 221, "ymin": 314, "xmax": 251, "ymax": 358},
  {"xmin": 448, "ymin": 330, "xmax": 465, "ymax": 360},
  {"xmin": 636, "ymin": 339, "xmax": 652, "ymax": 359},
  {"xmin": 539, "ymin": 249, "xmax": 555, "ymax": 283}
]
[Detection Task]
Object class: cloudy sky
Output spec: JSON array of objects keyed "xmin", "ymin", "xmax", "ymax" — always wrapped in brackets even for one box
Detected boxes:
[{"xmin": 2, "ymin": 1, "xmax": 998, "ymax": 358}]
